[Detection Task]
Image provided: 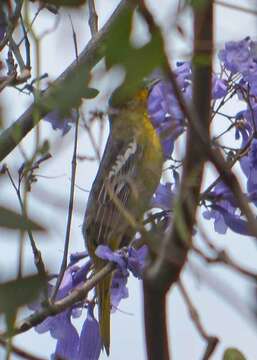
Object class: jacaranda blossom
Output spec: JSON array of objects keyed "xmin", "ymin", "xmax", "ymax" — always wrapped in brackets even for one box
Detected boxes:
[
  {"xmin": 203, "ymin": 182, "xmax": 251, "ymax": 236},
  {"xmin": 95, "ymin": 244, "xmax": 148, "ymax": 309},
  {"xmin": 44, "ymin": 109, "xmax": 77, "ymax": 135},
  {"xmin": 32, "ymin": 257, "xmax": 95, "ymax": 360},
  {"xmin": 77, "ymin": 304, "xmax": 102, "ymax": 360},
  {"xmin": 218, "ymin": 37, "xmax": 256, "ymax": 75}
]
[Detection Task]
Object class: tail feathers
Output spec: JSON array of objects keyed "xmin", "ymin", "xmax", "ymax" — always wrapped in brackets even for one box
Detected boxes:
[{"xmin": 97, "ymin": 274, "xmax": 111, "ymax": 355}]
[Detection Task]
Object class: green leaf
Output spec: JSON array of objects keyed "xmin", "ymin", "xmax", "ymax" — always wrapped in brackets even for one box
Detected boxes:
[
  {"xmin": 223, "ymin": 348, "xmax": 247, "ymax": 360},
  {"xmin": 82, "ymin": 87, "xmax": 99, "ymax": 99},
  {"xmin": 0, "ymin": 274, "xmax": 45, "ymax": 333},
  {"xmin": 0, "ymin": 206, "xmax": 45, "ymax": 231},
  {"xmin": 105, "ymin": 6, "xmax": 133, "ymax": 68},
  {"xmin": 104, "ymin": 5, "xmax": 165, "ymax": 105},
  {"xmin": 39, "ymin": 0, "xmax": 86, "ymax": 6},
  {"xmin": 111, "ymin": 31, "xmax": 165, "ymax": 105},
  {"xmin": 37, "ymin": 64, "xmax": 98, "ymax": 115},
  {"xmin": 39, "ymin": 140, "xmax": 50, "ymax": 155}
]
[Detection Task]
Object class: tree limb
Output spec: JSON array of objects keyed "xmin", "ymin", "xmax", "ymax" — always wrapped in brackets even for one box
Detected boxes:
[
  {"xmin": 0, "ymin": 262, "xmax": 115, "ymax": 338},
  {"xmin": 0, "ymin": 0, "xmax": 130, "ymax": 162},
  {"xmin": 141, "ymin": 2, "xmax": 214, "ymax": 359}
]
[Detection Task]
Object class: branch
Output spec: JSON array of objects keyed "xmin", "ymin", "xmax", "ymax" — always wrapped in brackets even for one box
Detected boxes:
[
  {"xmin": 51, "ymin": 21, "xmax": 80, "ymax": 300},
  {"xmin": 178, "ymin": 280, "xmax": 219, "ymax": 360},
  {"xmin": 193, "ymin": 228, "xmax": 257, "ymax": 282},
  {"xmin": 145, "ymin": 0, "xmax": 214, "ymax": 292},
  {"xmin": 140, "ymin": 2, "xmax": 214, "ymax": 360},
  {"xmin": 0, "ymin": 262, "xmax": 115, "ymax": 338},
  {"xmin": 0, "ymin": 0, "xmax": 24, "ymax": 51},
  {"xmin": 0, "ymin": 0, "xmax": 130, "ymax": 162},
  {"xmin": 215, "ymin": 0, "xmax": 257, "ymax": 16},
  {"xmin": 88, "ymin": 0, "xmax": 98, "ymax": 36},
  {"xmin": 0, "ymin": 338, "xmax": 46, "ymax": 360}
]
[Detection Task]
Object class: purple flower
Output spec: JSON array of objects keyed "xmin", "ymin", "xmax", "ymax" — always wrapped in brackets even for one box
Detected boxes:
[
  {"xmin": 33, "ymin": 259, "xmax": 91, "ymax": 359},
  {"xmin": 151, "ymin": 182, "xmax": 175, "ymax": 211},
  {"xmin": 203, "ymin": 182, "xmax": 237, "ymax": 234},
  {"xmin": 218, "ymin": 37, "xmax": 252, "ymax": 74},
  {"xmin": 203, "ymin": 182, "xmax": 251, "ymax": 235},
  {"xmin": 147, "ymin": 77, "xmax": 187, "ymax": 158},
  {"xmin": 111, "ymin": 269, "xmax": 129, "ymax": 310},
  {"xmin": 245, "ymin": 138, "xmax": 257, "ymax": 198},
  {"xmin": 212, "ymin": 76, "xmax": 228, "ymax": 99},
  {"xmin": 77, "ymin": 304, "xmax": 102, "ymax": 360},
  {"xmin": 36, "ymin": 268, "xmax": 80, "ymax": 359},
  {"xmin": 234, "ymin": 109, "xmax": 257, "ymax": 202},
  {"xmin": 95, "ymin": 245, "xmax": 149, "ymax": 307},
  {"xmin": 175, "ymin": 61, "xmax": 192, "ymax": 88},
  {"xmin": 51, "ymin": 318, "xmax": 79, "ymax": 360},
  {"xmin": 69, "ymin": 251, "xmax": 88, "ymax": 265},
  {"xmin": 95, "ymin": 245, "xmax": 126, "ymax": 273},
  {"xmin": 218, "ymin": 37, "xmax": 257, "ymax": 97},
  {"xmin": 44, "ymin": 109, "xmax": 77, "ymax": 135},
  {"xmin": 127, "ymin": 245, "xmax": 148, "ymax": 278},
  {"xmin": 233, "ymin": 111, "xmax": 254, "ymax": 178},
  {"xmin": 95, "ymin": 244, "xmax": 130, "ymax": 310}
]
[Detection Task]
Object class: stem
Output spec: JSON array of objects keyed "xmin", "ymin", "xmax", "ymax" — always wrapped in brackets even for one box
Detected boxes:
[{"xmin": 51, "ymin": 21, "xmax": 80, "ymax": 300}]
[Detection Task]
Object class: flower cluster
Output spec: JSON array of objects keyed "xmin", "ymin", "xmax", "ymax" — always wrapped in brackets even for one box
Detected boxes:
[
  {"xmin": 33, "ymin": 246, "xmax": 147, "ymax": 360},
  {"xmin": 44, "ymin": 109, "xmax": 77, "ymax": 136},
  {"xmin": 202, "ymin": 37, "xmax": 257, "ymax": 235},
  {"xmin": 32, "ymin": 257, "xmax": 102, "ymax": 360},
  {"xmin": 96, "ymin": 244, "xmax": 148, "ymax": 308},
  {"xmin": 147, "ymin": 62, "xmax": 190, "ymax": 158}
]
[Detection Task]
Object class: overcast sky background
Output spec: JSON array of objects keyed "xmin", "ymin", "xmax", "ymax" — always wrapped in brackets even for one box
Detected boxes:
[{"xmin": 0, "ymin": 0, "xmax": 257, "ymax": 359}]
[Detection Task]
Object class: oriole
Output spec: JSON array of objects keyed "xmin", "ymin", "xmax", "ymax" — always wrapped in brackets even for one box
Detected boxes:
[{"xmin": 83, "ymin": 84, "xmax": 163, "ymax": 354}]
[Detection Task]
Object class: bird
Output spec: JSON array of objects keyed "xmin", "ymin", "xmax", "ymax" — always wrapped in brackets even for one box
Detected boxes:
[{"xmin": 82, "ymin": 82, "xmax": 163, "ymax": 355}]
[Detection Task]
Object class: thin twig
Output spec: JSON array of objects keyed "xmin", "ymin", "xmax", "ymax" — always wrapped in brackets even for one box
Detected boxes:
[
  {"xmin": 81, "ymin": 113, "xmax": 101, "ymax": 162},
  {"xmin": 193, "ymin": 227, "xmax": 257, "ymax": 282},
  {"xmin": 215, "ymin": 0, "xmax": 257, "ymax": 16},
  {"xmin": 20, "ymin": 15, "xmax": 31, "ymax": 69},
  {"xmin": 0, "ymin": 0, "xmax": 24, "ymax": 51},
  {"xmin": 178, "ymin": 280, "xmax": 219, "ymax": 360},
  {"xmin": 9, "ymin": 36, "xmax": 26, "ymax": 72},
  {"xmin": 5, "ymin": 167, "xmax": 48, "ymax": 295},
  {"xmin": 200, "ymin": 132, "xmax": 253, "ymax": 199},
  {"xmin": 51, "ymin": 20, "xmax": 80, "ymax": 300},
  {"xmin": 17, "ymin": 6, "xmax": 43, "ymax": 47},
  {"xmin": 0, "ymin": 338, "xmax": 46, "ymax": 360},
  {"xmin": 88, "ymin": 0, "xmax": 98, "ymax": 36}
]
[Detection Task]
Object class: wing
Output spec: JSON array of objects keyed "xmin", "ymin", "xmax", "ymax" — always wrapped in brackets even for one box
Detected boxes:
[{"xmin": 84, "ymin": 132, "xmax": 143, "ymax": 252}]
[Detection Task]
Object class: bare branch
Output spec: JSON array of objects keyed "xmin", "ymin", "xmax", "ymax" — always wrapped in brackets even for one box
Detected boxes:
[
  {"xmin": 193, "ymin": 228, "xmax": 257, "ymax": 282},
  {"xmin": 178, "ymin": 280, "xmax": 219, "ymax": 360},
  {"xmin": 0, "ymin": 0, "xmax": 131, "ymax": 162},
  {"xmin": 140, "ymin": 2, "xmax": 214, "ymax": 359},
  {"xmin": 88, "ymin": 0, "xmax": 98, "ymax": 37},
  {"xmin": 51, "ymin": 20, "xmax": 80, "ymax": 301},
  {"xmin": 0, "ymin": 0, "xmax": 24, "ymax": 51},
  {"xmin": 215, "ymin": 0, "xmax": 257, "ymax": 16},
  {"xmin": 0, "ymin": 338, "xmax": 46, "ymax": 360},
  {"xmin": 0, "ymin": 262, "xmax": 115, "ymax": 338}
]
